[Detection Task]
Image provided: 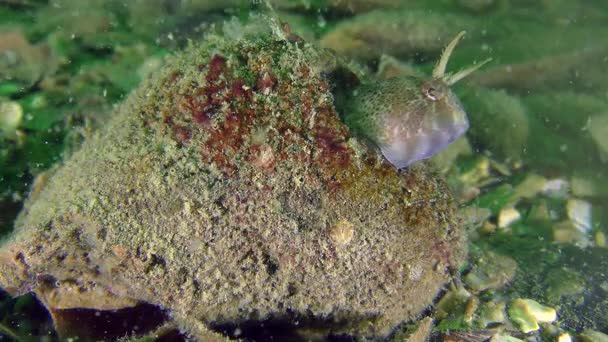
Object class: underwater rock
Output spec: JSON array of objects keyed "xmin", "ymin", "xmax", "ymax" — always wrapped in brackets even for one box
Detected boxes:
[
  {"xmin": 376, "ymin": 54, "xmax": 425, "ymax": 80},
  {"xmin": 271, "ymin": 0, "xmax": 405, "ymax": 14},
  {"xmin": 0, "ymin": 19, "xmax": 465, "ymax": 339},
  {"xmin": 403, "ymin": 316, "xmax": 434, "ymax": 342},
  {"xmin": 471, "ymin": 45, "xmax": 608, "ymax": 93},
  {"xmin": 177, "ymin": 0, "xmax": 248, "ymax": 14},
  {"xmin": 319, "ymin": 10, "xmax": 471, "ymax": 60},
  {"xmin": 580, "ymin": 329, "xmax": 608, "ymax": 342},
  {"xmin": 457, "ymin": 0, "xmax": 498, "ymax": 13},
  {"xmin": 0, "ymin": 30, "xmax": 54, "ymax": 86},
  {"xmin": 0, "ymin": 100, "xmax": 23, "ymax": 135},
  {"xmin": 497, "ymin": 207, "xmax": 520, "ymax": 228},
  {"xmin": 589, "ymin": 113, "xmax": 608, "ymax": 161},
  {"xmin": 508, "ymin": 298, "xmax": 556, "ymax": 333},
  {"xmin": 475, "ymin": 300, "xmax": 506, "ymax": 328},
  {"xmin": 36, "ymin": 1, "xmax": 121, "ymax": 49},
  {"xmin": 544, "ymin": 267, "xmax": 585, "ymax": 304},
  {"xmin": 464, "ymin": 249, "xmax": 517, "ymax": 293}
]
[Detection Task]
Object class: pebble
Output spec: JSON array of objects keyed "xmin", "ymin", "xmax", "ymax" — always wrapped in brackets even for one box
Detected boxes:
[
  {"xmin": 508, "ymin": 298, "xmax": 557, "ymax": 333},
  {"xmin": 596, "ymin": 231, "xmax": 606, "ymax": 248},
  {"xmin": 0, "ymin": 100, "xmax": 23, "ymax": 132},
  {"xmin": 589, "ymin": 113, "xmax": 608, "ymax": 160},
  {"xmin": 475, "ymin": 300, "xmax": 506, "ymax": 328},
  {"xmin": 579, "ymin": 330, "xmax": 608, "ymax": 342},
  {"xmin": 498, "ymin": 207, "xmax": 521, "ymax": 228},
  {"xmin": 464, "ymin": 250, "xmax": 517, "ymax": 293},
  {"xmin": 513, "ymin": 173, "xmax": 547, "ymax": 200},
  {"xmin": 566, "ymin": 199, "xmax": 592, "ymax": 233}
]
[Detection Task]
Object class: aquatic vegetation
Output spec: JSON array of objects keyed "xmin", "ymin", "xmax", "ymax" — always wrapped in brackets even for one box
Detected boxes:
[{"xmin": 342, "ymin": 31, "xmax": 490, "ymax": 169}]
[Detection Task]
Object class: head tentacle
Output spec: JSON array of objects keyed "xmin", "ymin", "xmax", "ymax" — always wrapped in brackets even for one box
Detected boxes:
[
  {"xmin": 445, "ymin": 58, "xmax": 492, "ymax": 85},
  {"xmin": 432, "ymin": 31, "xmax": 492, "ymax": 85},
  {"xmin": 432, "ymin": 31, "xmax": 466, "ymax": 79}
]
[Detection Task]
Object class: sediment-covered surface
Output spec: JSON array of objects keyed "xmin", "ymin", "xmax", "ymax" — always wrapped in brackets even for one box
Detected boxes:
[{"xmin": 0, "ymin": 20, "xmax": 465, "ymax": 339}]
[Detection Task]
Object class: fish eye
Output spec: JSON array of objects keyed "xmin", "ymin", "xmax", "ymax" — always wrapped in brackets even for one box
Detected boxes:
[{"xmin": 422, "ymin": 83, "xmax": 439, "ymax": 101}]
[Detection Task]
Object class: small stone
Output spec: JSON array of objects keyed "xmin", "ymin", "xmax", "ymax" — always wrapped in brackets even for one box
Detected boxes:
[
  {"xmin": 508, "ymin": 298, "xmax": 556, "ymax": 333},
  {"xmin": 498, "ymin": 207, "xmax": 521, "ymax": 228},
  {"xmin": 405, "ymin": 317, "xmax": 433, "ymax": 342},
  {"xmin": 508, "ymin": 299, "xmax": 538, "ymax": 333},
  {"xmin": 489, "ymin": 334, "xmax": 525, "ymax": 342},
  {"xmin": 566, "ymin": 199, "xmax": 592, "ymax": 233},
  {"xmin": 589, "ymin": 113, "xmax": 608, "ymax": 160},
  {"xmin": 0, "ymin": 100, "xmax": 23, "ymax": 132},
  {"xmin": 463, "ymin": 296, "xmax": 479, "ymax": 324},
  {"xmin": 552, "ymin": 221, "xmax": 586, "ymax": 245},
  {"xmin": 545, "ymin": 267, "xmax": 585, "ymax": 303},
  {"xmin": 459, "ymin": 157, "xmax": 490, "ymax": 187},
  {"xmin": 459, "ymin": 186, "xmax": 481, "ymax": 202},
  {"xmin": 475, "ymin": 300, "xmax": 506, "ymax": 329},
  {"xmin": 459, "ymin": 207, "xmax": 492, "ymax": 230},
  {"xmin": 528, "ymin": 200, "xmax": 551, "ymax": 222},
  {"xmin": 480, "ymin": 221, "xmax": 497, "ymax": 234},
  {"xmin": 513, "ymin": 173, "xmax": 547, "ymax": 200},
  {"xmin": 558, "ymin": 333, "xmax": 573, "ymax": 342},
  {"xmin": 464, "ymin": 250, "xmax": 517, "ymax": 293},
  {"xmin": 596, "ymin": 231, "xmax": 607, "ymax": 248},
  {"xmin": 435, "ymin": 286, "xmax": 471, "ymax": 319},
  {"xmin": 542, "ymin": 178, "xmax": 569, "ymax": 197},
  {"xmin": 571, "ymin": 177, "xmax": 602, "ymax": 198},
  {"xmin": 579, "ymin": 329, "xmax": 608, "ymax": 342}
]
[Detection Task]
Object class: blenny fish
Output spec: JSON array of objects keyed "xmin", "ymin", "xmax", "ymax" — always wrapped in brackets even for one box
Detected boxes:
[{"xmin": 343, "ymin": 31, "xmax": 490, "ymax": 169}]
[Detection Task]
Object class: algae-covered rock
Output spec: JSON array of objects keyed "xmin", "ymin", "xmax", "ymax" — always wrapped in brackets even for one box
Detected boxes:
[
  {"xmin": 464, "ymin": 249, "xmax": 517, "ymax": 293},
  {"xmin": 457, "ymin": 0, "xmax": 498, "ymax": 13},
  {"xmin": 0, "ymin": 30, "xmax": 55, "ymax": 86},
  {"xmin": 580, "ymin": 329, "xmax": 608, "ymax": 342},
  {"xmin": 508, "ymin": 298, "xmax": 557, "ymax": 333},
  {"xmin": 545, "ymin": 267, "xmax": 585, "ymax": 304},
  {"xmin": 319, "ymin": 10, "xmax": 472, "ymax": 60},
  {"xmin": 0, "ymin": 18, "xmax": 465, "ymax": 339},
  {"xmin": 271, "ymin": 0, "xmax": 405, "ymax": 14}
]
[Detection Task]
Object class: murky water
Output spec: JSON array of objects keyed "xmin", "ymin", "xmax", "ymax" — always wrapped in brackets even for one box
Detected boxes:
[{"xmin": 0, "ymin": 1, "xmax": 606, "ymax": 340}]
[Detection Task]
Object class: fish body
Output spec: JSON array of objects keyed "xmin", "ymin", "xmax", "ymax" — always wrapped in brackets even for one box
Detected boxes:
[
  {"xmin": 342, "ymin": 32, "xmax": 489, "ymax": 169},
  {"xmin": 345, "ymin": 77, "xmax": 469, "ymax": 168}
]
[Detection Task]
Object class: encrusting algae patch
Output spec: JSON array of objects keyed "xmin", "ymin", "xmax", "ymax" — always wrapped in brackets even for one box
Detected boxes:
[{"xmin": 0, "ymin": 17, "xmax": 466, "ymax": 340}]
